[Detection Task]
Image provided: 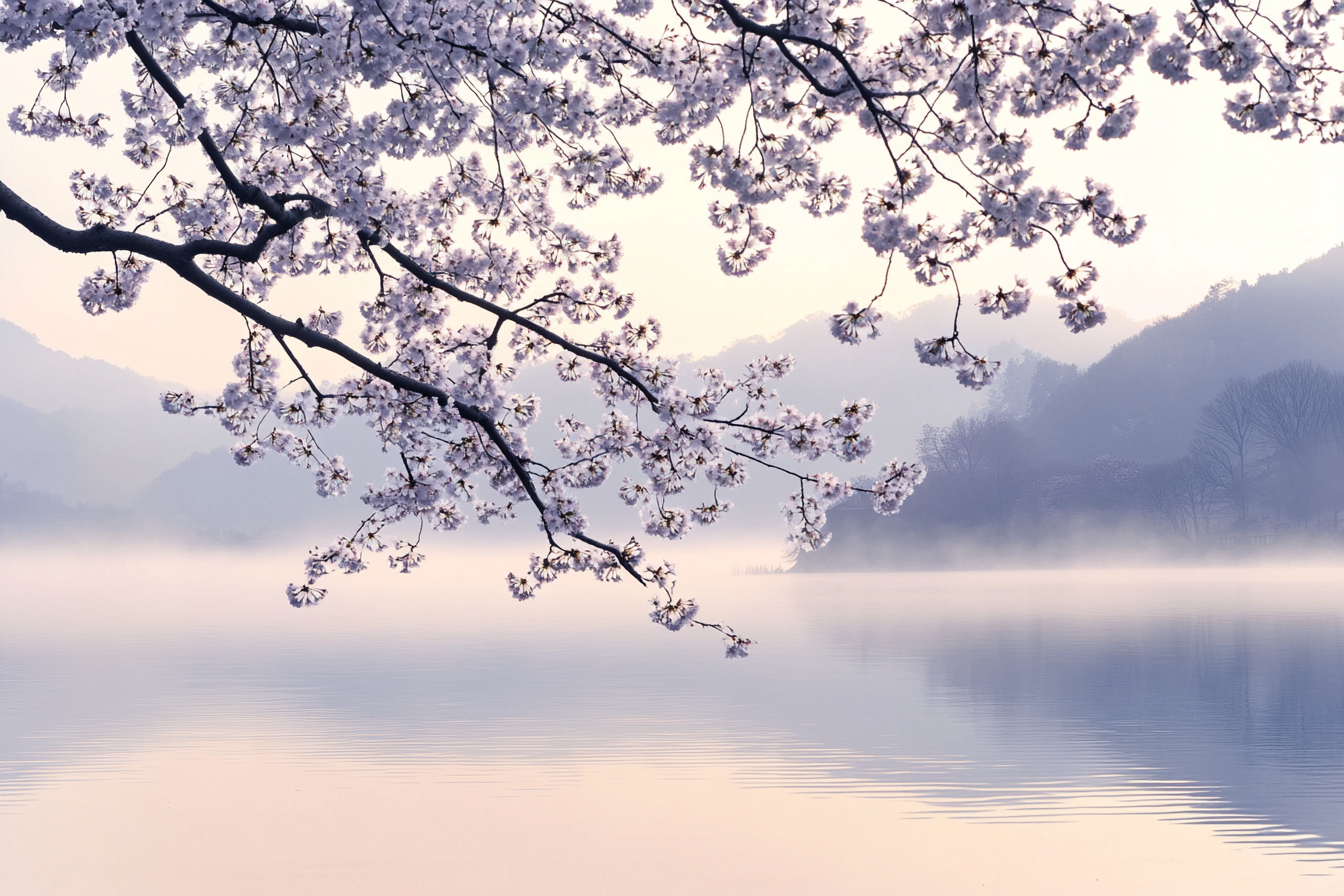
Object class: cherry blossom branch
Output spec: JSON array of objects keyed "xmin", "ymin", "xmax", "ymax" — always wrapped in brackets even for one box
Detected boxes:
[
  {"xmin": 124, "ymin": 30, "xmax": 289, "ymax": 221},
  {"xmin": 186, "ymin": 0, "xmax": 328, "ymax": 35},
  {"xmin": 0, "ymin": 178, "xmax": 453, "ymax": 405},
  {"xmin": 0, "ymin": 178, "xmax": 654, "ymax": 590},
  {"xmin": 274, "ymin": 333, "xmax": 326, "ymax": 400},
  {"xmin": 183, "ymin": 208, "xmax": 332, "ymax": 262},
  {"xmin": 568, "ymin": 531, "xmax": 648, "ymax": 583},
  {"xmin": 13, "ymin": 0, "xmax": 1310, "ymax": 645},
  {"xmin": 370, "ymin": 239, "xmax": 661, "ymax": 405},
  {"xmin": 716, "ymin": 0, "xmax": 932, "ymax": 101},
  {"xmin": 715, "ymin": 1, "xmax": 910, "ymax": 165}
]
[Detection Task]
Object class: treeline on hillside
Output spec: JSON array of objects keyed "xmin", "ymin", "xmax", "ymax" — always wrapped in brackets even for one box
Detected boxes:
[
  {"xmin": 805, "ymin": 360, "xmax": 1344, "ymax": 568},
  {"xmin": 1013, "ymin": 255, "xmax": 1344, "ymax": 463},
  {"xmin": 0, "ymin": 476, "xmax": 133, "ymax": 537},
  {"xmin": 1146, "ymin": 360, "xmax": 1344, "ymax": 539}
]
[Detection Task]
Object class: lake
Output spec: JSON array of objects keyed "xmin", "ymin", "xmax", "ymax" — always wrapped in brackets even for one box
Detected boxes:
[{"xmin": 2, "ymin": 546, "xmax": 1342, "ymax": 894}]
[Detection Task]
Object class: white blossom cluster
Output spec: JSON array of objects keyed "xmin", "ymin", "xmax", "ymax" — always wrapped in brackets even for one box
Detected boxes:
[
  {"xmin": 1150, "ymin": 0, "xmax": 1344, "ymax": 142},
  {"xmin": 4, "ymin": 0, "xmax": 1339, "ymax": 650}
]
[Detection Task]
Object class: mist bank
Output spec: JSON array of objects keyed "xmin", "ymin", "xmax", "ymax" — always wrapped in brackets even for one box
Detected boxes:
[{"xmin": 795, "ymin": 502, "xmax": 1344, "ymax": 574}]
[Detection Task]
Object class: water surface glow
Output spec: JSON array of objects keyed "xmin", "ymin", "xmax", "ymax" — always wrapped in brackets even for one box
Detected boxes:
[{"xmin": 2, "ymin": 549, "xmax": 1342, "ymax": 894}]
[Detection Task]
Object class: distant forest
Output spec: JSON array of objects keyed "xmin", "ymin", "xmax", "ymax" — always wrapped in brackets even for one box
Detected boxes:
[
  {"xmin": 804, "ymin": 250, "xmax": 1344, "ymax": 569},
  {"xmin": 807, "ymin": 359, "xmax": 1344, "ymax": 569}
]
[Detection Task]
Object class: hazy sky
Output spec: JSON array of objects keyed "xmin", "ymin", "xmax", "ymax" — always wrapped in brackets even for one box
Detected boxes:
[{"xmin": 3, "ymin": 36, "xmax": 1343, "ymax": 391}]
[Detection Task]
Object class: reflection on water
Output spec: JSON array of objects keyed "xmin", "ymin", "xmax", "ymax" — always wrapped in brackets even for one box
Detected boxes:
[
  {"xmin": 2, "ymin": 551, "xmax": 1342, "ymax": 893},
  {"xmin": 799, "ymin": 575, "xmax": 1344, "ymax": 860}
]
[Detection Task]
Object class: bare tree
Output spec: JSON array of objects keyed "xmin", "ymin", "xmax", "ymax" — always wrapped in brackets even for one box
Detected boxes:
[
  {"xmin": 1253, "ymin": 362, "xmax": 1337, "ymax": 457},
  {"xmin": 918, "ymin": 418, "xmax": 998, "ymax": 479},
  {"xmin": 1190, "ymin": 377, "xmax": 1258, "ymax": 523},
  {"xmin": 1250, "ymin": 362, "xmax": 1344, "ymax": 528},
  {"xmin": 918, "ymin": 414, "xmax": 1032, "ymax": 540},
  {"xmin": 1144, "ymin": 456, "xmax": 1219, "ymax": 543}
]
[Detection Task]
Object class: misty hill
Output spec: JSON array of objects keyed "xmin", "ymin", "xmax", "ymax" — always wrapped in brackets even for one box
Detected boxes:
[
  {"xmin": 797, "ymin": 247, "xmax": 1344, "ymax": 572},
  {"xmin": 0, "ymin": 293, "xmax": 1142, "ymax": 541},
  {"xmin": 1023, "ymin": 245, "xmax": 1344, "ymax": 463},
  {"xmin": 503, "ymin": 295, "xmax": 1141, "ymax": 533},
  {"xmin": 696, "ymin": 295, "xmax": 1139, "ymax": 460},
  {"xmin": 0, "ymin": 319, "xmax": 184, "ymax": 415},
  {"xmin": 132, "ymin": 422, "xmax": 394, "ymax": 542},
  {"xmin": 0, "ymin": 321, "xmax": 229, "ymax": 505},
  {"xmin": 0, "ymin": 475, "xmax": 133, "ymax": 538},
  {"xmin": 515, "ymin": 295, "xmax": 1141, "ymax": 465},
  {"xmin": 0, "ymin": 320, "xmax": 386, "ymax": 540}
]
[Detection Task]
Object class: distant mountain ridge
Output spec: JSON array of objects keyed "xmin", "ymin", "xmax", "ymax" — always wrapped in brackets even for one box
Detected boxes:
[
  {"xmin": 0, "ymin": 320, "xmax": 230, "ymax": 505},
  {"xmin": 0, "ymin": 319, "xmax": 180, "ymax": 415},
  {"xmin": 0, "ymin": 291, "xmax": 1147, "ymax": 539},
  {"xmin": 517, "ymin": 294, "xmax": 1143, "ymax": 465},
  {"xmin": 1023, "ymin": 245, "xmax": 1344, "ymax": 462}
]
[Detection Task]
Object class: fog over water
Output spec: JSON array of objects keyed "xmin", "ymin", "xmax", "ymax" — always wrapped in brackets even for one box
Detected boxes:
[{"xmin": 2, "ymin": 547, "xmax": 1341, "ymax": 894}]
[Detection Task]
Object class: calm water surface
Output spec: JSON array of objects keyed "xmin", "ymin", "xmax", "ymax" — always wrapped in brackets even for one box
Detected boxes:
[{"xmin": 2, "ymin": 548, "xmax": 1342, "ymax": 894}]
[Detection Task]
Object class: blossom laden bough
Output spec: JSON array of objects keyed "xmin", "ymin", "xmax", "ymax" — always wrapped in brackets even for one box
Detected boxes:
[{"xmin": 1, "ymin": 0, "xmax": 1338, "ymax": 653}]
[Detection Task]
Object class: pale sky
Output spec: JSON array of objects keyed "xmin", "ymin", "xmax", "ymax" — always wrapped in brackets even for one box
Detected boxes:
[{"xmin": 3, "ymin": 40, "xmax": 1343, "ymax": 391}]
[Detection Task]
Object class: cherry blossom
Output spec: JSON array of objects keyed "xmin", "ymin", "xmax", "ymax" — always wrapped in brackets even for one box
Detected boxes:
[{"xmin": 1, "ymin": 0, "xmax": 1339, "ymax": 653}]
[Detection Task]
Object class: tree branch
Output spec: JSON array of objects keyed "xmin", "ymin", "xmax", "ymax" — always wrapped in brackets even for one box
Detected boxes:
[
  {"xmin": 0, "ymin": 176, "xmax": 447, "ymax": 404},
  {"xmin": 371, "ymin": 237, "xmax": 661, "ymax": 406},
  {"xmin": 275, "ymin": 332, "xmax": 327, "ymax": 399},
  {"xmin": 184, "ymin": 203, "xmax": 332, "ymax": 261},
  {"xmin": 570, "ymin": 531, "xmax": 648, "ymax": 583},
  {"xmin": 716, "ymin": 0, "xmax": 932, "ymax": 101},
  {"xmin": 190, "ymin": 0, "xmax": 327, "ymax": 35},
  {"xmin": 125, "ymin": 30, "xmax": 289, "ymax": 221},
  {"xmin": 0, "ymin": 176, "xmax": 651, "ymax": 589}
]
